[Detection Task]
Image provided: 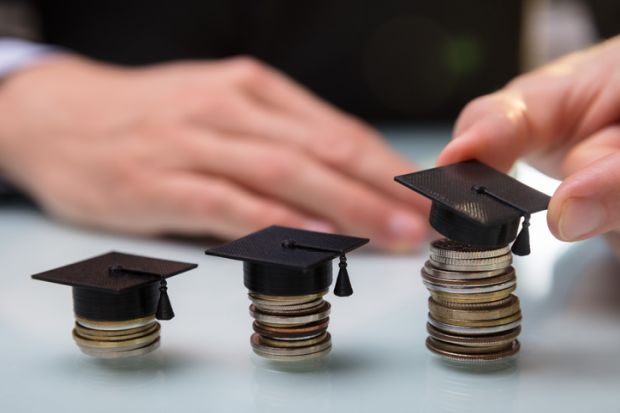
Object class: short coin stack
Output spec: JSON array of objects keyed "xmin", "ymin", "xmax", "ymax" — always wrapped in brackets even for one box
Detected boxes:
[
  {"xmin": 72, "ymin": 316, "xmax": 161, "ymax": 359},
  {"xmin": 249, "ymin": 290, "xmax": 332, "ymax": 361},
  {"xmin": 422, "ymin": 239, "xmax": 522, "ymax": 362}
]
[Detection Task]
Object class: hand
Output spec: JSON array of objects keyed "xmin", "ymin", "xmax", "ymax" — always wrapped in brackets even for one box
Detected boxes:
[
  {"xmin": 0, "ymin": 55, "xmax": 428, "ymax": 249},
  {"xmin": 437, "ymin": 37, "xmax": 620, "ymax": 246}
]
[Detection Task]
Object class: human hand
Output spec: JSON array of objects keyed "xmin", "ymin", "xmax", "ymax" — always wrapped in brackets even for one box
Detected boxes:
[
  {"xmin": 437, "ymin": 37, "xmax": 620, "ymax": 246},
  {"xmin": 0, "ymin": 55, "xmax": 428, "ymax": 249}
]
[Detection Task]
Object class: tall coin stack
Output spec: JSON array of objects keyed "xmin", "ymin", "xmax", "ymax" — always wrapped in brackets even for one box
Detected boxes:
[
  {"xmin": 422, "ymin": 239, "xmax": 522, "ymax": 362},
  {"xmin": 72, "ymin": 316, "xmax": 161, "ymax": 359},
  {"xmin": 248, "ymin": 289, "xmax": 332, "ymax": 361}
]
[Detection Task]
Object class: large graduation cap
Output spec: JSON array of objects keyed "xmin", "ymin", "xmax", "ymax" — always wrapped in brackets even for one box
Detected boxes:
[
  {"xmin": 32, "ymin": 252, "xmax": 198, "ymax": 321},
  {"xmin": 395, "ymin": 160, "xmax": 551, "ymax": 255},
  {"xmin": 205, "ymin": 226, "xmax": 369, "ymax": 296}
]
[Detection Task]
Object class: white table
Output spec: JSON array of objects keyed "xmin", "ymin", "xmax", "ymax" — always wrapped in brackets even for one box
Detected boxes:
[{"xmin": 1, "ymin": 128, "xmax": 619, "ymax": 413}]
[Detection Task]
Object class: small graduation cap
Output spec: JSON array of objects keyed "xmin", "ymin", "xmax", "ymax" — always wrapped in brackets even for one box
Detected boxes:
[
  {"xmin": 205, "ymin": 226, "xmax": 369, "ymax": 297},
  {"xmin": 31, "ymin": 252, "xmax": 198, "ymax": 321},
  {"xmin": 395, "ymin": 160, "xmax": 551, "ymax": 256}
]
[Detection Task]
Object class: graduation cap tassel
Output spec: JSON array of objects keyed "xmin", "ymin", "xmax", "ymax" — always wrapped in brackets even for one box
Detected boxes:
[
  {"xmin": 156, "ymin": 278, "xmax": 175, "ymax": 320},
  {"xmin": 511, "ymin": 215, "xmax": 531, "ymax": 256},
  {"xmin": 334, "ymin": 255, "xmax": 353, "ymax": 297}
]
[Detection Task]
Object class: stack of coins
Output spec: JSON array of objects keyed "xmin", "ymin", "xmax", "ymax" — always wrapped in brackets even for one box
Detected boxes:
[
  {"xmin": 72, "ymin": 316, "xmax": 161, "ymax": 359},
  {"xmin": 422, "ymin": 239, "xmax": 522, "ymax": 362},
  {"xmin": 248, "ymin": 290, "xmax": 332, "ymax": 361}
]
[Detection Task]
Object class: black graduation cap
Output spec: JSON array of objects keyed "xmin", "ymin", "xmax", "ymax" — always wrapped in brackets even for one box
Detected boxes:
[
  {"xmin": 394, "ymin": 160, "xmax": 551, "ymax": 255},
  {"xmin": 205, "ymin": 226, "xmax": 369, "ymax": 297},
  {"xmin": 31, "ymin": 252, "xmax": 197, "ymax": 321}
]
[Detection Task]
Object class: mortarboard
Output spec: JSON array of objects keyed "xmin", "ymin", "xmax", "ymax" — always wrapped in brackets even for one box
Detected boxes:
[
  {"xmin": 395, "ymin": 160, "xmax": 551, "ymax": 255},
  {"xmin": 205, "ymin": 226, "xmax": 369, "ymax": 296},
  {"xmin": 32, "ymin": 252, "xmax": 198, "ymax": 321}
]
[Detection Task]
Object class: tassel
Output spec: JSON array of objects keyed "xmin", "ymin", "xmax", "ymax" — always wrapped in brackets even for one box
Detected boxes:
[
  {"xmin": 511, "ymin": 216, "xmax": 531, "ymax": 256},
  {"xmin": 334, "ymin": 255, "xmax": 353, "ymax": 297},
  {"xmin": 155, "ymin": 278, "xmax": 175, "ymax": 320}
]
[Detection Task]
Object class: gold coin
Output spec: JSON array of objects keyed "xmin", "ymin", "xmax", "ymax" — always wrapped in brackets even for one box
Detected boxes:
[
  {"xmin": 433, "ymin": 295, "xmax": 516, "ymax": 310},
  {"xmin": 78, "ymin": 338, "xmax": 160, "ymax": 359},
  {"xmin": 428, "ymin": 315, "xmax": 521, "ymax": 335},
  {"xmin": 430, "ymin": 311, "xmax": 522, "ymax": 328},
  {"xmin": 258, "ymin": 333, "xmax": 329, "ymax": 348},
  {"xmin": 426, "ymin": 337, "xmax": 520, "ymax": 361},
  {"xmin": 427, "ymin": 337, "xmax": 514, "ymax": 354},
  {"xmin": 249, "ymin": 290, "xmax": 327, "ymax": 303},
  {"xmin": 428, "ymin": 296, "xmax": 520, "ymax": 321},
  {"xmin": 74, "ymin": 322, "xmax": 159, "ymax": 342},
  {"xmin": 426, "ymin": 323, "xmax": 521, "ymax": 347},
  {"xmin": 430, "ymin": 285, "xmax": 516, "ymax": 303},
  {"xmin": 72, "ymin": 323, "xmax": 161, "ymax": 350},
  {"xmin": 75, "ymin": 315, "xmax": 155, "ymax": 331}
]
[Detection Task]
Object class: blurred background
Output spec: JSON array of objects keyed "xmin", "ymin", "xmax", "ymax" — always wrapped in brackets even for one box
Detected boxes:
[{"xmin": 0, "ymin": 0, "xmax": 616, "ymax": 122}]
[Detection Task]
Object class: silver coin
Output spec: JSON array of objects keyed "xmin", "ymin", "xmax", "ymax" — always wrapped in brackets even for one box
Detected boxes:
[
  {"xmin": 77, "ymin": 337, "xmax": 160, "ymax": 359},
  {"xmin": 252, "ymin": 346, "xmax": 332, "ymax": 362},
  {"xmin": 251, "ymin": 333, "xmax": 331, "ymax": 356},
  {"xmin": 428, "ymin": 316, "xmax": 522, "ymax": 335},
  {"xmin": 430, "ymin": 253, "xmax": 512, "ymax": 267},
  {"xmin": 75, "ymin": 316, "xmax": 155, "ymax": 331},
  {"xmin": 250, "ymin": 297, "xmax": 325, "ymax": 312},
  {"xmin": 423, "ymin": 261, "xmax": 509, "ymax": 280},
  {"xmin": 430, "ymin": 239, "xmax": 511, "ymax": 259},
  {"xmin": 250, "ymin": 302, "xmax": 331, "ymax": 325},
  {"xmin": 429, "ymin": 259, "xmax": 512, "ymax": 272},
  {"xmin": 423, "ymin": 279, "xmax": 516, "ymax": 294},
  {"xmin": 421, "ymin": 268, "xmax": 515, "ymax": 288}
]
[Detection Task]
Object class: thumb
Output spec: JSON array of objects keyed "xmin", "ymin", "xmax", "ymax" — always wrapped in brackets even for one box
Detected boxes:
[{"xmin": 548, "ymin": 151, "xmax": 620, "ymax": 241}]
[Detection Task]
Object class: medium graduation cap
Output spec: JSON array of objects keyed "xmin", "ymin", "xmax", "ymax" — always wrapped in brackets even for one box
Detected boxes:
[
  {"xmin": 205, "ymin": 226, "xmax": 369, "ymax": 297},
  {"xmin": 32, "ymin": 252, "xmax": 198, "ymax": 321},
  {"xmin": 395, "ymin": 160, "xmax": 551, "ymax": 256}
]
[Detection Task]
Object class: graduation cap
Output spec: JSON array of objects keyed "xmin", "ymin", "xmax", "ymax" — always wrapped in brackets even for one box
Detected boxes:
[
  {"xmin": 205, "ymin": 226, "xmax": 369, "ymax": 296},
  {"xmin": 395, "ymin": 160, "xmax": 551, "ymax": 255},
  {"xmin": 32, "ymin": 252, "xmax": 198, "ymax": 321}
]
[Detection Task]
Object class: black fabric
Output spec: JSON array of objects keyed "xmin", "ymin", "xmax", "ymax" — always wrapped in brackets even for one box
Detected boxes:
[
  {"xmin": 31, "ymin": 0, "xmax": 523, "ymax": 121},
  {"xmin": 395, "ymin": 160, "xmax": 550, "ymax": 248},
  {"xmin": 243, "ymin": 261, "xmax": 332, "ymax": 296},
  {"xmin": 72, "ymin": 283, "xmax": 158, "ymax": 321}
]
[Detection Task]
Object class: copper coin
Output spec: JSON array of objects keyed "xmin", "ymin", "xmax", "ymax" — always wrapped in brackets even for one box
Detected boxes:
[
  {"xmin": 426, "ymin": 323, "xmax": 521, "ymax": 347},
  {"xmin": 426, "ymin": 337, "xmax": 520, "ymax": 361},
  {"xmin": 252, "ymin": 319, "xmax": 330, "ymax": 339}
]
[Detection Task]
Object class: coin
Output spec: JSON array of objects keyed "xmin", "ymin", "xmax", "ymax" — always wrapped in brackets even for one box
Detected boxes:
[
  {"xmin": 252, "ymin": 346, "xmax": 332, "ymax": 362},
  {"xmin": 430, "ymin": 311, "xmax": 522, "ymax": 328},
  {"xmin": 74, "ymin": 322, "xmax": 159, "ymax": 341},
  {"xmin": 432, "ymin": 295, "xmax": 516, "ymax": 310},
  {"xmin": 249, "ymin": 290, "xmax": 327, "ymax": 303},
  {"xmin": 250, "ymin": 297, "xmax": 325, "ymax": 312},
  {"xmin": 421, "ymin": 268, "xmax": 515, "ymax": 288},
  {"xmin": 430, "ymin": 285, "xmax": 516, "ymax": 303},
  {"xmin": 426, "ymin": 323, "xmax": 521, "ymax": 347},
  {"xmin": 428, "ymin": 315, "xmax": 521, "ymax": 335},
  {"xmin": 423, "ymin": 279, "xmax": 516, "ymax": 294},
  {"xmin": 253, "ymin": 319, "xmax": 330, "ymax": 338},
  {"xmin": 251, "ymin": 300, "xmax": 328, "ymax": 316},
  {"xmin": 423, "ymin": 261, "xmax": 508, "ymax": 280},
  {"xmin": 430, "ymin": 253, "xmax": 512, "ymax": 267},
  {"xmin": 430, "ymin": 239, "xmax": 511, "ymax": 259},
  {"xmin": 250, "ymin": 302, "xmax": 331, "ymax": 325},
  {"xmin": 75, "ymin": 315, "xmax": 155, "ymax": 331},
  {"xmin": 72, "ymin": 323, "xmax": 161, "ymax": 350},
  {"xmin": 426, "ymin": 337, "xmax": 520, "ymax": 361},
  {"xmin": 429, "ymin": 259, "xmax": 512, "ymax": 272},
  {"xmin": 78, "ymin": 337, "xmax": 161, "ymax": 359},
  {"xmin": 427, "ymin": 337, "xmax": 514, "ymax": 354},
  {"xmin": 259, "ymin": 333, "xmax": 329, "ymax": 348},
  {"xmin": 428, "ymin": 296, "xmax": 520, "ymax": 321},
  {"xmin": 250, "ymin": 333, "xmax": 331, "ymax": 356}
]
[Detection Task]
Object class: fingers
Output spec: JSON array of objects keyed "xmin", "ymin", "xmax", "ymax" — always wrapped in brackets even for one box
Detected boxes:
[
  {"xmin": 189, "ymin": 58, "xmax": 428, "ymax": 212},
  {"xmin": 179, "ymin": 127, "xmax": 427, "ymax": 248},
  {"xmin": 548, "ymin": 126, "xmax": 620, "ymax": 241},
  {"xmin": 146, "ymin": 173, "xmax": 333, "ymax": 239}
]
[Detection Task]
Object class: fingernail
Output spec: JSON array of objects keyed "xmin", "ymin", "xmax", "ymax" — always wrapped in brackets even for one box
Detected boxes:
[
  {"xmin": 302, "ymin": 220, "xmax": 335, "ymax": 233},
  {"xmin": 558, "ymin": 198, "xmax": 606, "ymax": 240},
  {"xmin": 389, "ymin": 212, "xmax": 424, "ymax": 242}
]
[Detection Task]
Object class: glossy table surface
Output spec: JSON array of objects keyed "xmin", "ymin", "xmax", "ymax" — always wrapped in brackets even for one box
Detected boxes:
[{"xmin": 1, "ymin": 127, "xmax": 619, "ymax": 413}]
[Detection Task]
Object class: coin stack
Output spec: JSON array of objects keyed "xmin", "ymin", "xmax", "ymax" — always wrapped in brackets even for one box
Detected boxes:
[
  {"xmin": 72, "ymin": 316, "xmax": 161, "ymax": 359},
  {"xmin": 248, "ymin": 290, "xmax": 332, "ymax": 361},
  {"xmin": 422, "ymin": 239, "xmax": 522, "ymax": 362}
]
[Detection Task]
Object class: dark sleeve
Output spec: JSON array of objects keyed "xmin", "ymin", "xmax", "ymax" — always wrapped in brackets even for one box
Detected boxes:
[{"xmin": 584, "ymin": 0, "xmax": 620, "ymax": 38}]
